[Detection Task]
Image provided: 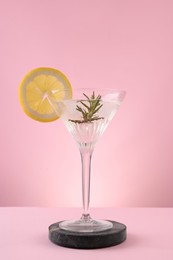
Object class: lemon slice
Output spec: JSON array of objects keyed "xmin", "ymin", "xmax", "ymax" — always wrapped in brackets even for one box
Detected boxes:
[{"xmin": 19, "ymin": 67, "xmax": 72, "ymax": 122}]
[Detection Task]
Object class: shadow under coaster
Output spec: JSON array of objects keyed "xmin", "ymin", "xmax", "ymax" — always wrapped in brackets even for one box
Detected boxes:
[{"xmin": 49, "ymin": 221, "xmax": 127, "ymax": 249}]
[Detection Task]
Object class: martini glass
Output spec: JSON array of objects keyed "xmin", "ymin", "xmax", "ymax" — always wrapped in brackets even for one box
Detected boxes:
[{"xmin": 59, "ymin": 88, "xmax": 126, "ymax": 232}]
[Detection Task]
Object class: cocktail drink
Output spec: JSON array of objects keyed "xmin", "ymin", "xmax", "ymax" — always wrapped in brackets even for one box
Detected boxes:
[
  {"xmin": 59, "ymin": 89, "xmax": 126, "ymax": 232},
  {"xmin": 18, "ymin": 68, "xmax": 126, "ymax": 235}
]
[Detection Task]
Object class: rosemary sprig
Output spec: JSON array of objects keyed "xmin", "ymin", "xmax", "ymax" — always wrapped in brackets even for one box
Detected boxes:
[{"xmin": 69, "ymin": 92, "xmax": 104, "ymax": 123}]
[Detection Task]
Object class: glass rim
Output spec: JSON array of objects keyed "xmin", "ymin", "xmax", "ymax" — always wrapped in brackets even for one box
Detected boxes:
[
  {"xmin": 71, "ymin": 87, "xmax": 126, "ymax": 93},
  {"xmin": 63, "ymin": 88, "xmax": 126, "ymax": 102}
]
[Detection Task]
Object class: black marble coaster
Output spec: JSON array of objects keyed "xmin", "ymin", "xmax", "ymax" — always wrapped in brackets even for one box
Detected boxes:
[{"xmin": 49, "ymin": 221, "xmax": 127, "ymax": 249}]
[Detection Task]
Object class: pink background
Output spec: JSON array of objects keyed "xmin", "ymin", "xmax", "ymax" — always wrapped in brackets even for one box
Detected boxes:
[{"xmin": 0, "ymin": 0, "xmax": 173, "ymax": 207}]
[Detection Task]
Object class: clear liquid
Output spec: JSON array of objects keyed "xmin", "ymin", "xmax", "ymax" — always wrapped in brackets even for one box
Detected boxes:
[{"xmin": 61, "ymin": 100, "xmax": 120, "ymax": 146}]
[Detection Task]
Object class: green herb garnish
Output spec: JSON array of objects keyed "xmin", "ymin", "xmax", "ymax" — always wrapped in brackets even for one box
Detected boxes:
[{"xmin": 69, "ymin": 92, "xmax": 104, "ymax": 123}]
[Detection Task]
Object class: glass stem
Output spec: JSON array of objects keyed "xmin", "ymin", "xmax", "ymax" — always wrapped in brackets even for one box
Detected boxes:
[{"xmin": 79, "ymin": 144, "xmax": 94, "ymax": 221}]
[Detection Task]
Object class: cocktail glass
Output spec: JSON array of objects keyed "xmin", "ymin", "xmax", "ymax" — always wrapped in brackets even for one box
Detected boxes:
[{"xmin": 58, "ymin": 88, "xmax": 126, "ymax": 232}]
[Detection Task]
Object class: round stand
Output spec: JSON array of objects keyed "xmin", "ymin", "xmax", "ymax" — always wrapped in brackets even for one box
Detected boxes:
[{"xmin": 49, "ymin": 220, "xmax": 127, "ymax": 249}]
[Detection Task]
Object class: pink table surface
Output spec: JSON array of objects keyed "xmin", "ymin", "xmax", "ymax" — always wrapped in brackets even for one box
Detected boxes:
[{"xmin": 0, "ymin": 207, "xmax": 173, "ymax": 259}]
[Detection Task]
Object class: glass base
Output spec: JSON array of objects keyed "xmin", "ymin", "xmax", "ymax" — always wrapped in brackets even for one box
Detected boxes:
[{"xmin": 59, "ymin": 214, "xmax": 113, "ymax": 233}]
